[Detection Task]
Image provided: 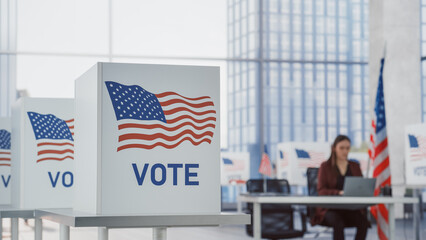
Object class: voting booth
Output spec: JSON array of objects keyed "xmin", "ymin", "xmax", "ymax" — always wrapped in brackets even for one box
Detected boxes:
[
  {"xmin": 11, "ymin": 98, "xmax": 74, "ymax": 209},
  {"xmin": 74, "ymin": 63, "xmax": 220, "ymax": 215},
  {"xmin": 405, "ymin": 124, "xmax": 426, "ymax": 186},
  {"xmin": 0, "ymin": 117, "xmax": 11, "ymax": 205},
  {"xmin": 220, "ymin": 152, "xmax": 250, "ymax": 185},
  {"xmin": 276, "ymin": 142, "xmax": 330, "ymax": 186}
]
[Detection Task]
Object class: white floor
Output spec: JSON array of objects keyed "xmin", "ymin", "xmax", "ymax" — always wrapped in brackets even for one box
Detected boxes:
[{"xmin": 1, "ymin": 215, "xmax": 424, "ymax": 240}]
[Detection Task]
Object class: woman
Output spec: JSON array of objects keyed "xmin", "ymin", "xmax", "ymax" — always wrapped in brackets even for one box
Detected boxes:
[{"xmin": 310, "ymin": 135, "xmax": 369, "ymax": 240}]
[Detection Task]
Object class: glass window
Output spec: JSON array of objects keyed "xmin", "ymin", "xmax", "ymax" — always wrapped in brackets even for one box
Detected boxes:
[
  {"xmin": 304, "ymin": 0, "xmax": 313, "ymax": 15},
  {"xmin": 317, "ymin": 107, "xmax": 325, "ymax": 124}
]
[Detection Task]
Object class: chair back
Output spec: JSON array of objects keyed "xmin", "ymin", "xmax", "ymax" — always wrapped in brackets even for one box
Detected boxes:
[
  {"xmin": 306, "ymin": 168, "xmax": 319, "ymax": 220},
  {"xmin": 245, "ymin": 179, "xmax": 305, "ymax": 239},
  {"xmin": 306, "ymin": 167, "xmax": 319, "ymax": 196},
  {"xmin": 246, "ymin": 179, "xmax": 291, "ymax": 194}
]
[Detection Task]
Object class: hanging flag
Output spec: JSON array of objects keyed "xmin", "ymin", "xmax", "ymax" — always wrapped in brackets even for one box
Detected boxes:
[
  {"xmin": 258, "ymin": 145, "xmax": 272, "ymax": 177},
  {"xmin": 370, "ymin": 58, "xmax": 391, "ymax": 240}
]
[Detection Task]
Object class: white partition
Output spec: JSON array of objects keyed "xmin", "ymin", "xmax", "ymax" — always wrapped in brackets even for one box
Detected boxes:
[
  {"xmin": 276, "ymin": 142, "xmax": 330, "ymax": 186},
  {"xmin": 11, "ymin": 98, "xmax": 74, "ymax": 209},
  {"xmin": 74, "ymin": 63, "xmax": 220, "ymax": 215},
  {"xmin": 220, "ymin": 152, "xmax": 250, "ymax": 185},
  {"xmin": 405, "ymin": 124, "xmax": 426, "ymax": 186},
  {"xmin": 0, "ymin": 117, "xmax": 11, "ymax": 205}
]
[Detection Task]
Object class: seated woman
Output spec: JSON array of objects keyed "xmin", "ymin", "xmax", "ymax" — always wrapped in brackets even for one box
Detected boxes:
[{"xmin": 310, "ymin": 135, "xmax": 369, "ymax": 240}]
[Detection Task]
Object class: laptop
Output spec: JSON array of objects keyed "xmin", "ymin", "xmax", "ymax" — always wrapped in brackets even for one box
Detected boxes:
[{"xmin": 343, "ymin": 177, "xmax": 376, "ymax": 197}]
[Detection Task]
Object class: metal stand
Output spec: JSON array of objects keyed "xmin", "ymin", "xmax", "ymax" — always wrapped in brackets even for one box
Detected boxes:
[
  {"xmin": 59, "ymin": 224, "xmax": 70, "ymax": 240},
  {"xmin": 236, "ymin": 185, "xmax": 242, "ymax": 213},
  {"xmin": 0, "ymin": 218, "xmax": 2, "ymax": 240},
  {"xmin": 413, "ymin": 189, "xmax": 422, "ymax": 240},
  {"xmin": 153, "ymin": 227, "xmax": 167, "ymax": 240},
  {"xmin": 98, "ymin": 227, "xmax": 108, "ymax": 240},
  {"xmin": 35, "ymin": 218, "xmax": 43, "ymax": 240},
  {"xmin": 11, "ymin": 218, "xmax": 18, "ymax": 240}
]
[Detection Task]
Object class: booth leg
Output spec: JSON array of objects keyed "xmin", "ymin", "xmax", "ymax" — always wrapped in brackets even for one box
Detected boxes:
[
  {"xmin": 11, "ymin": 218, "xmax": 18, "ymax": 240},
  {"xmin": 0, "ymin": 218, "xmax": 2, "ymax": 240},
  {"xmin": 413, "ymin": 189, "xmax": 422, "ymax": 240},
  {"xmin": 59, "ymin": 224, "xmax": 70, "ymax": 240},
  {"xmin": 98, "ymin": 227, "xmax": 108, "ymax": 240},
  {"xmin": 388, "ymin": 203, "xmax": 395, "ymax": 240},
  {"xmin": 35, "ymin": 218, "xmax": 43, "ymax": 240},
  {"xmin": 152, "ymin": 227, "xmax": 167, "ymax": 240},
  {"xmin": 253, "ymin": 202, "xmax": 261, "ymax": 240}
]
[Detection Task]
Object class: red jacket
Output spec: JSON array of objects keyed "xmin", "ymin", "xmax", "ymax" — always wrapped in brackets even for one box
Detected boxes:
[{"xmin": 310, "ymin": 160, "xmax": 364, "ymax": 226}]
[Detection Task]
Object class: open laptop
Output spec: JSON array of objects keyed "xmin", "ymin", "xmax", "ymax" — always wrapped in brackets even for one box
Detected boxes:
[{"xmin": 343, "ymin": 177, "xmax": 376, "ymax": 197}]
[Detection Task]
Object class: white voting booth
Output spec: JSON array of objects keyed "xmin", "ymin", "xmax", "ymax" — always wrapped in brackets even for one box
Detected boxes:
[
  {"xmin": 405, "ymin": 124, "xmax": 426, "ymax": 186},
  {"xmin": 220, "ymin": 152, "xmax": 250, "ymax": 185},
  {"xmin": 276, "ymin": 142, "xmax": 330, "ymax": 186},
  {"xmin": 74, "ymin": 63, "xmax": 221, "ymax": 215},
  {"xmin": 0, "ymin": 117, "xmax": 11, "ymax": 205},
  {"xmin": 11, "ymin": 98, "xmax": 75, "ymax": 209}
]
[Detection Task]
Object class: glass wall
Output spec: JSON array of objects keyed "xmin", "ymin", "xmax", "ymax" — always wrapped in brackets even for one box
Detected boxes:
[
  {"xmin": 227, "ymin": 0, "xmax": 369, "ymax": 176},
  {"xmin": 0, "ymin": 0, "xmax": 17, "ymax": 116}
]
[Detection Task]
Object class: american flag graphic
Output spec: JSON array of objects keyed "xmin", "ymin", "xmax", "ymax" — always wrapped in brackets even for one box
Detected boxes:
[
  {"xmin": 0, "ymin": 129, "xmax": 11, "ymax": 167},
  {"xmin": 279, "ymin": 150, "xmax": 289, "ymax": 168},
  {"xmin": 295, "ymin": 149, "xmax": 326, "ymax": 168},
  {"xmin": 223, "ymin": 158, "xmax": 245, "ymax": 171},
  {"xmin": 369, "ymin": 58, "xmax": 391, "ymax": 240},
  {"xmin": 27, "ymin": 112, "xmax": 74, "ymax": 163},
  {"xmin": 408, "ymin": 135, "xmax": 426, "ymax": 161},
  {"xmin": 105, "ymin": 81, "xmax": 216, "ymax": 151}
]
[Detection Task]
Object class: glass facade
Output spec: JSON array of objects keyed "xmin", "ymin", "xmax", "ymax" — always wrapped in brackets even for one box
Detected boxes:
[
  {"xmin": 227, "ymin": 0, "xmax": 369, "ymax": 176},
  {"xmin": 0, "ymin": 0, "xmax": 17, "ymax": 117}
]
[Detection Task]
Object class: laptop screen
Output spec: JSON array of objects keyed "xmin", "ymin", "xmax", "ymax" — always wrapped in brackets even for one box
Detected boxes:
[{"xmin": 343, "ymin": 177, "xmax": 376, "ymax": 197}]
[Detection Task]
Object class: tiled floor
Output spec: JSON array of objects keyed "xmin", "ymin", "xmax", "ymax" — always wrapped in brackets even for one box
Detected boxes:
[{"xmin": 1, "ymin": 213, "xmax": 424, "ymax": 240}]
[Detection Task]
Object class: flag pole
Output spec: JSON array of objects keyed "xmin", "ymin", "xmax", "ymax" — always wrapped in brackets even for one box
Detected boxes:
[{"xmin": 263, "ymin": 145, "xmax": 267, "ymax": 193}]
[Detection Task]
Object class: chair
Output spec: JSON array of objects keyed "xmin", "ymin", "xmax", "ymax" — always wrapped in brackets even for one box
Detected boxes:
[
  {"xmin": 245, "ymin": 179, "xmax": 307, "ymax": 239},
  {"xmin": 404, "ymin": 188, "xmax": 424, "ymax": 220},
  {"xmin": 306, "ymin": 167, "xmax": 332, "ymax": 238}
]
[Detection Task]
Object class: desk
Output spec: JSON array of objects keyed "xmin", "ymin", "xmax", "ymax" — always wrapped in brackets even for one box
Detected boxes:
[
  {"xmin": 35, "ymin": 208, "xmax": 250, "ymax": 240},
  {"xmin": 0, "ymin": 207, "xmax": 37, "ymax": 240},
  {"xmin": 239, "ymin": 195, "xmax": 419, "ymax": 240}
]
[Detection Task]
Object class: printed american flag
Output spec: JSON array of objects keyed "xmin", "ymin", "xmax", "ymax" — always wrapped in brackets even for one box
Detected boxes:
[
  {"xmin": 295, "ymin": 149, "xmax": 326, "ymax": 168},
  {"xmin": 27, "ymin": 112, "xmax": 74, "ymax": 163},
  {"xmin": 105, "ymin": 81, "xmax": 216, "ymax": 151},
  {"xmin": 279, "ymin": 150, "xmax": 289, "ymax": 168},
  {"xmin": 0, "ymin": 129, "xmax": 11, "ymax": 167},
  {"xmin": 223, "ymin": 157, "xmax": 245, "ymax": 171},
  {"xmin": 258, "ymin": 145, "xmax": 272, "ymax": 177},
  {"xmin": 370, "ymin": 58, "xmax": 391, "ymax": 240},
  {"xmin": 408, "ymin": 135, "xmax": 426, "ymax": 161}
]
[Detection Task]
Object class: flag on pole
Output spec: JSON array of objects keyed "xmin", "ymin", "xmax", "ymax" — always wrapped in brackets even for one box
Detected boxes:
[
  {"xmin": 258, "ymin": 145, "xmax": 272, "ymax": 177},
  {"xmin": 370, "ymin": 58, "xmax": 391, "ymax": 240}
]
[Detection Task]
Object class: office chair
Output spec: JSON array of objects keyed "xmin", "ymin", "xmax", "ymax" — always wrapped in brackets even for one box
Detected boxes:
[
  {"xmin": 404, "ymin": 188, "xmax": 424, "ymax": 220},
  {"xmin": 306, "ymin": 167, "xmax": 332, "ymax": 238},
  {"xmin": 245, "ymin": 179, "xmax": 307, "ymax": 239}
]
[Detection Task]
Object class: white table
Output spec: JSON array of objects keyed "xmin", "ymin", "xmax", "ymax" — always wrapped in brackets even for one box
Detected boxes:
[
  {"xmin": 239, "ymin": 195, "xmax": 420, "ymax": 240},
  {"xmin": 0, "ymin": 207, "xmax": 38, "ymax": 240},
  {"xmin": 35, "ymin": 208, "xmax": 250, "ymax": 240}
]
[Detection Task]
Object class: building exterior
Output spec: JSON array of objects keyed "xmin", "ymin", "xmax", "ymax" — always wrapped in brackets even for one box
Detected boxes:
[{"xmin": 227, "ymin": 0, "xmax": 369, "ymax": 176}]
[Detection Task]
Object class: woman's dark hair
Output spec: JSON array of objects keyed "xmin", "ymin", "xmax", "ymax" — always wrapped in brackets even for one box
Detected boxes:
[{"xmin": 327, "ymin": 135, "xmax": 351, "ymax": 167}]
